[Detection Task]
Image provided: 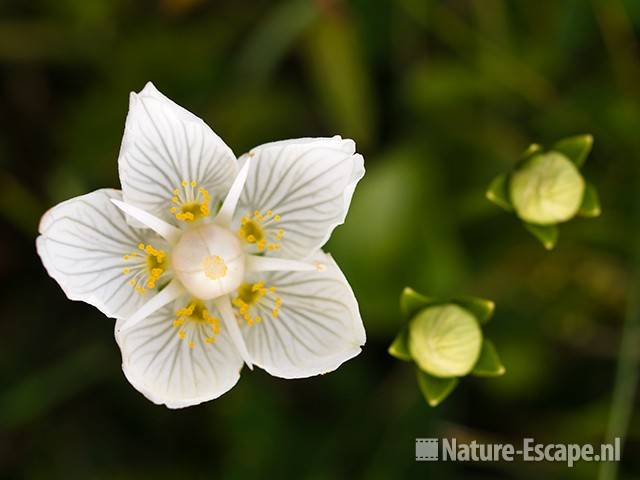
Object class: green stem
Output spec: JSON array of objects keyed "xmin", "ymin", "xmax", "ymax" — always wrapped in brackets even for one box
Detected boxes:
[{"xmin": 599, "ymin": 282, "xmax": 640, "ymax": 480}]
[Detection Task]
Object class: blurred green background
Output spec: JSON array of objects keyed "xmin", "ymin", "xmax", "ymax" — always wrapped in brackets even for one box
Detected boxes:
[{"xmin": 1, "ymin": 0, "xmax": 640, "ymax": 478}]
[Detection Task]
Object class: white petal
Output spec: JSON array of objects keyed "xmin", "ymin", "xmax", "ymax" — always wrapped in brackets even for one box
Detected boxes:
[
  {"xmin": 119, "ymin": 82, "xmax": 238, "ymax": 225},
  {"xmin": 234, "ymin": 136, "xmax": 364, "ymax": 259},
  {"xmin": 115, "ymin": 297, "xmax": 243, "ymax": 408},
  {"xmin": 240, "ymin": 251, "xmax": 365, "ymax": 378},
  {"xmin": 37, "ymin": 189, "xmax": 170, "ymax": 319}
]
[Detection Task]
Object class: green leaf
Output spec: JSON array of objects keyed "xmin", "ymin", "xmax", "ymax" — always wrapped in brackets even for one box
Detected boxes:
[
  {"xmin": 400, "ymin": 287, "xmax": 436, "ymax": 318},
  {"xmin": 552, "ymin": 134, "xmax": 593, "ymax": 168},
  {"xmin": 388, "ymin": 327, "xmax": 412, "ymax": 361},
  {"xmin": 472, "ymin": 339, "xmax": 506, "ymax": 377},
  {"xmin": 416, "ymin": 369, "xmax": 459, "ymax": 407},
  {"xmin": 453, "ymin": 296, "xmax": 495, "ymax": 324},
  {"xmin": 486, "ymin": 174, "xmax": 513, "ymax": 211},
  {"xmin": 524, "ymin": 222, "xmax": 559, "ymax": 250},
  {"xmin": 304, "ymin": 11, "xmax": 376, "ymax": 147},
  {"xmin": 578, "ymin": 182, "xmax": 601, "ymax": 218}
]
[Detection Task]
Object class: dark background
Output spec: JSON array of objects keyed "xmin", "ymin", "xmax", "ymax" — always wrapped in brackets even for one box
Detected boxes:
[{"xmin": 1, "ymin": 0, "xmax": 639, "ymax": 478}]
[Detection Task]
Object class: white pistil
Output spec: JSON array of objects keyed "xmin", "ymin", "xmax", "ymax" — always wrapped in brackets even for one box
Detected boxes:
[
  {"xmin": 215, "ymin": 295, "xmax": 254, "ymax": 369},
  {"xmin": 215, "ymin": 158, "xmax": 251, "ymax": 228},
  {"xmin": 246, "ymin": 255, "xmax": 318, "ymax": 273},
  {"xmin": 118, "ymin": 279, "xmax": 186, "ymax": 333},
  {"xmin": 111, "ymin": 199, "xmax": 182, "ymax": 244}
]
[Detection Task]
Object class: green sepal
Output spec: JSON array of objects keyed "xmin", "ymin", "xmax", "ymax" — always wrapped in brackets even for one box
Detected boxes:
[
  {"xmin": 552, "ymin": 134, "xmax": 593, "ymax": 168},
  {"xmin": 453, "ymin": 297, "xmax": 495, "ymax": 325},
  {"xmin": 472, "ymin": 339, "xmax": 506, "ymax": 377},
  {"xmin": 486, "ymin": 174, "xmax": 513, "ymax": 211},
  {"xmin": 388, "ymin": 327, "xmax": 412, "ymax": 361},
  {"xmin": 522, "ymin": 143, "xmax": 543, "ymax": 161},
  {"xmin": 524, "ymin": 222, "xmax": 559, "ymax": 250},
  {"xmin": 578, "ymin": 182, "xmax": 601, "ymax": 218},
  {"xmin": 416, "ymin": 368, "xmax": 459, "ymax": 407},
  {"xmin": 400, "ymin": 287, "xmax": 436, "ymax": 318}
]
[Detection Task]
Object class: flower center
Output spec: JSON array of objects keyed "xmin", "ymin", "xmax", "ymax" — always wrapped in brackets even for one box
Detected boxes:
[
  {"xmin": 171, "ymin": 223, "xmax": 245, "ymax": 300},
  {"xmin": 203, "ymin": 255, "xmax": 227, "ymax": 279},
  {"xmin": 170, "ymin": 180, "xmax": 211, "ymax": 222}
]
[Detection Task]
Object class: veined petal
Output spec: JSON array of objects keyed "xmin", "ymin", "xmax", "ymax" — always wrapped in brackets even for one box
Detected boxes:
[
  {"xmin": 237, "ymin": 251, "xmax": 365, "ymax": 378},
  {"xmin": 115, "ymin": 297, "xmax": 243, "ymax": 408},
  {"xmin": 233, "ymin": 136, "xmax": 364, "ymax": 259},
  {"xmin": 119, "ymin": 82, "xmax": 237, "ymax": 226},
  {"xmin": 37, "ymin": 189, "xmax": 171, "ymax": 319}
]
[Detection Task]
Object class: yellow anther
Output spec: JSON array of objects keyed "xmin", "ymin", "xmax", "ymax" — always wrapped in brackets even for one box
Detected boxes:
[
  {"xmin": 238, "ymin": 210, "xmax": 285, "ymax": 251},
  {"xmin": 188, "ymin": 341, "xmax": 195, "ymax": 349},
  {"xmin": 122, "ymin": 268, "xmax": 129, "ymax": 274},
  {"xmin": 123, "ymin": 255, "xmax": 129, "ymax": 260},
  {"xmin": 170, "ymin": 180, "xmax": 211, "ymax": 222},
  {"xmin": 172, "ymin": 300, "xmax": 220, "ymax": 347},
  {"xmin": 234, "ymin": 280, "xmax": 282, "ymax": 326},
  {"xmin": 205, "ymin": 337, "xmax": 216, "ymax": 344}
]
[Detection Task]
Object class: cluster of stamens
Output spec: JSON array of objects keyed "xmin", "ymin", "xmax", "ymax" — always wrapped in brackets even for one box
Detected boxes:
[
  {"xmin": 122, "ymin": 243, "xmax": 166, "ymax": 295},
  {"xmin": 170, "ymin": 180, "xmax": 211, "ymax": 222},
  {"xmin": 232, "ymin": 281, "xmax": 282, "ymax": 326},
  {"xmin": 238, "ymin": 210, "xmax": 284, "ymax": 252},
  {"xmin": 173, "ymin": 300, "xmax": 220, "ymax": 349}
]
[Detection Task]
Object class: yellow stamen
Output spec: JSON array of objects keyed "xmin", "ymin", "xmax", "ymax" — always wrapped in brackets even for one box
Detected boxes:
[
  {"xmin": 233, "ymin": 281, "xmax": 283, "ymax": 326},
  {"xmin": 169, "ymin": 179, "xmax": 211, "ymax": 222},
  {"xmin": 172, "ymin": 300, "xmax": 221, "ymax": 348}
]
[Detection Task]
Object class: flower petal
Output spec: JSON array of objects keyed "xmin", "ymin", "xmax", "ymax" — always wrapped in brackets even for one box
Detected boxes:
[
  {"xmin": 115, "ymin": 297, "xmax": 243, "ymax": 408},
  {"xmin": 119, "ymin": 82, "xmax": 237, "ymax": 225},
  {"xmin": 239, "ymin": 251, "xmax": 365, "ymax": 378},
  {"xmin": 234, "ymin": 136, "xmax": 364, "ymax": 259},
  {"xmin": 37, "ymin": 189, "xmax": 170, "ymax": 319}
]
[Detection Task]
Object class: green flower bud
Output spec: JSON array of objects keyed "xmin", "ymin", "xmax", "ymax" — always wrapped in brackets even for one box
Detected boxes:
[
  {"xmin": 408, "ymin": 304, "xmax": 483, "ymax": 378},
  {"xmin": 509, "ymin": 152, "xmax": 585, "ymax": 225}
]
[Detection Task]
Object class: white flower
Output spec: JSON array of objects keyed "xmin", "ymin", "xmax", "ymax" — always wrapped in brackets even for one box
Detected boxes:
[{"xmin": 37, "ymin": 82, "xmax": 366, "ymax": 408}]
